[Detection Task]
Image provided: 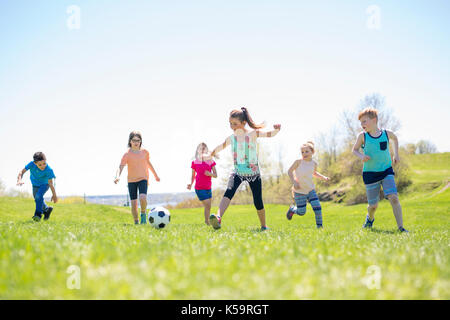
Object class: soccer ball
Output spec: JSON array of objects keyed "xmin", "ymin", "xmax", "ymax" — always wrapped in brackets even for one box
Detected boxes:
[{"xmin": 148, "ymin": 207, "xmax": 171, "ymax": 229}]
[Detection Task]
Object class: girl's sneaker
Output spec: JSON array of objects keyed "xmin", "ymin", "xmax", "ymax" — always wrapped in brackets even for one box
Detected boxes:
[
  {"xmin": 286, "ymin": 205, "xmax": 295, "ymax": 220},
  {"xmin": 261, "ymin": 226, "xmax": 270, "ymax": 231},
  {"xmin": 362, "ymin": 216, "xmax": 374, "ymax": 229},
  {"xmin": 140, "ymin": 213, "xmax": 147, "ymax": 224},
  {"xmin": 209, "ymin": 214, "xmax": 221, "ymax": 230}
]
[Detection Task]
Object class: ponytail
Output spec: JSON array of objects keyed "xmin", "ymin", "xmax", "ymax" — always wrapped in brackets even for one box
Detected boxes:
[{"xmin": 230, "ymin": 107, "xmax": 265, "ymax": 129}]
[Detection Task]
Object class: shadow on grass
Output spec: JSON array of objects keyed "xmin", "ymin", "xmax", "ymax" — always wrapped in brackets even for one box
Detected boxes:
[{"xmin": 368, "ymin": 228, "xmax": 396, "ymax": 235}]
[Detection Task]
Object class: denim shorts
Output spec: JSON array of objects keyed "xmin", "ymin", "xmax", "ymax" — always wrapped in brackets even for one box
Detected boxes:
[
  {"xmin": 195, "ymin": 189, "xmax": 212, "ymax": 201},
  {"xmin": 365, "ymin": 175, "xmax": 398, "ymax": 206}
]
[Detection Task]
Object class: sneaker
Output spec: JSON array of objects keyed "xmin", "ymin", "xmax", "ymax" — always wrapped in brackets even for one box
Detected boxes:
[
  {"xmin": 398, "ymin": 227, "xmax": 409, "ymax": 233},
  {"xmin": 140, "ymin": 213, "xmax": 147, "ymax": 224},
  {"xmin": 286, "ymin": 205, "xmax": 295, "ymax": 220},
  {"xmin": 32, "ymin": 214, "xmax": 41, "ymax": 222},
  {"xmin": 260, "ymin": 226, "xmax": 270, "ymax": 231},
  {"xmin": 363, "ymin": 216, "xmax": 374, "ymax": 229},
  {"xmin": 43, "ymin": 207, "xmax": 53, "ymax": 221},
  {"xmin": 210, "ymin": 214, "xmax": 221, "ymax": 230},
  {"xmin": 317, "ymin": 224, "xmax": 323, "ymax": 229}
]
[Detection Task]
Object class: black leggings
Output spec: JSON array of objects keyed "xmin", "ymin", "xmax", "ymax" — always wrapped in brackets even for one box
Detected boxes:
[
  {"xmin": 223, "ymin": 173, "xmax": 264, "ymax": 210},
  {"xmin": 128, "ymin": 180, "xmax": 148, "ymax": 200}
]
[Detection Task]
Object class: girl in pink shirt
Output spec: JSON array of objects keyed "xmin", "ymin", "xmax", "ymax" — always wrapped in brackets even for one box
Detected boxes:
[
  {"xmin": 187, "ymin": 143, "xmax": 217, "ymax": 225},
  {"xmin": 114, "ymin": 131, "xmax": 160, "ymax": 224}
]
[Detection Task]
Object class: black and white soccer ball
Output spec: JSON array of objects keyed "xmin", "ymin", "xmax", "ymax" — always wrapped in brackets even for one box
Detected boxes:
[{"xmin": 148, "ymin": 207, "xmax": 171, "ymax": 229}]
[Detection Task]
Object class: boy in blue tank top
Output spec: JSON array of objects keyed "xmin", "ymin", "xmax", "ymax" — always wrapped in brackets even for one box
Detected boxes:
[{"xmin": 352, "ymin": 108, "xmax": 408, "ymax": 232}]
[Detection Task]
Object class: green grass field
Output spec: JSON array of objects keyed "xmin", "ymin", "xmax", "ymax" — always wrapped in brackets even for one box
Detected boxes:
[{"xmin": 0, "ymin": 154, "xmax": 449, "ymax": 299}]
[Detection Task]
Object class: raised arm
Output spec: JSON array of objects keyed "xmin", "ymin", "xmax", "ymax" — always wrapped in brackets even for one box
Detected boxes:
[
  {"xmin": 256, "ymin": 124, "xmax": 281, "ymax": 138},
  {"xmin": 210, "ymin": 137, "xmax": 231, "ymax": 158}
]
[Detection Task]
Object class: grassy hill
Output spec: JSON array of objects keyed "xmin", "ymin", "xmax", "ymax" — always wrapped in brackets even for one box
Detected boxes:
[{"xmin": 0, "ymin": 153, "xmax": 449, "ymax": 299}]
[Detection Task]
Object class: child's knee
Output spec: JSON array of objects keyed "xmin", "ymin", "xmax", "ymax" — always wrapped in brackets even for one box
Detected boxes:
[
  {"xmin": 388, "ymin": 194, "xmax": 400, "ymax": 205},
  {"xmin": 368, "ymin": 203, "xmax": 378, "ymax": 210}
]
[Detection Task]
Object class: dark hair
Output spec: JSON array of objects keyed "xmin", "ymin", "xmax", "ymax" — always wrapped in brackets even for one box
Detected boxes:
[
  {"xmin": 33, "ymin": 152, "xmax": 46, "ymax": 162},
  {"xmin": 229, "ymin": 107, "xmax": 265, "ymax": 129},
  {"xmin": 128, "ymin": 131, "xmax": 142, "ymax": 148}
]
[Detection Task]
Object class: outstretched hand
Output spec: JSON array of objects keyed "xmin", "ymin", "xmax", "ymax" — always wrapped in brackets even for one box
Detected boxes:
[{"xmin": 273, "ymin": 124, "xmax": 281, "ymax": 130}]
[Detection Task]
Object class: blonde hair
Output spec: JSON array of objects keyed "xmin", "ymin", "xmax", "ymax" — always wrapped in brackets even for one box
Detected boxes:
[
  {"xmin": 194, "ymin": 142, "xmax": 209, "ymax": 161},
  {"xmin": 358, "ymin": 107, "xmax": 378, "ymax": 121},
  {"xmin": 301, "ymin": 141, "xmax": 315, "ymax": 154}
]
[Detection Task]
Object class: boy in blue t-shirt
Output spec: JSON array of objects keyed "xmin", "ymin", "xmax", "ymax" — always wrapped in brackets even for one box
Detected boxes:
[
  {"xmin": 352, "ymin": 108, "xmax": 408, "ymax": 233},
  {"xmin": 17, "ymin": 152, "xmax": 58, "ymax": 221}
]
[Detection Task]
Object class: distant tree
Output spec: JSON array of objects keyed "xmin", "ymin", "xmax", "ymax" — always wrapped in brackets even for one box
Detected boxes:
[
  {"xmin": 416, "ymin": 140, "xmax": 438, "ymax": 154},
  {"xmin": 315, "ymin": 125, "xmax": 340, "ymax": 170},
  {"xmin": 340, "ymin": 93, "xmax": 401, "ymax": 144},
  {"xmin": 404, "ymin": 143, "xmax": 417, "ymax": 155},
  {"xmin": 0, "ymin": 179, "xmax": 5, "ymax": 196}
]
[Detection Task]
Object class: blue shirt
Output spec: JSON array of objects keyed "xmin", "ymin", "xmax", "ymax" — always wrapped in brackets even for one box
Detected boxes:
[
  {"xmin": 362, "ymin": 130, "xmax": 394, "ymax": 184},
  {"xmin": 25, "ymin": 161, "xmax": 56, "ymax": 187}
]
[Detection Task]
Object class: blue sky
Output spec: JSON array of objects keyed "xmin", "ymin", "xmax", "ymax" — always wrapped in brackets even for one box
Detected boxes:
[{"xmin": 1, "ymin": 0, "xmax": 449, "ymax": 196}]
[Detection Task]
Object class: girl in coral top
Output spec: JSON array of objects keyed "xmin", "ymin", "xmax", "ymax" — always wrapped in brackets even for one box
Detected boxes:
[{"xmin": 114, "ymin": 131, "xmax": 160, "ymax": 224}]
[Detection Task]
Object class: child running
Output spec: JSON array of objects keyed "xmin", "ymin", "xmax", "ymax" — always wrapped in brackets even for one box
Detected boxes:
[
  {"xmin": 286, "ymin": 142, "xmax": 330, "ymax": 228},
  {"xmin": 114, "ymin": 131, "xmax": 160, "ymax": 225},
  {"xmin": 209, "ymin": 107, "xmax": 281, "ymax": 231},
  {"xmin": 17, "ymin": 152, "xmax": 58, "ymax": 221},
  {"xmin": 352, "ymin": 107, "xmax": 408, "ymax": 232},
  {"xmin": 187, "ymin": 143, "xmax": 217, "ymax": 226}
]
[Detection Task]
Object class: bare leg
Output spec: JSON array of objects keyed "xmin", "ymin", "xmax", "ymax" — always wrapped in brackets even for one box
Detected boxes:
[
  {"xmin": 202, "ymin": 199, "xmax": 212, "ymax": 225},
  {"xmin": 367, "ymin": 203, "xmax": 378, "ymax": 220},
  {"xmin": 139, "ymin": 194, "xmax": 147, "ymax": 214},
  {"xmin": 388, "ymin": 194, "xmax": 403, "ymax": 228},
  {"xmin": 131, "ymin": 199, "xmax": 139, "ymax": 223},
  {"xmin": 217, "ymin": 197, "xmax": 231, "ymax": 218},
  {"xmin": 257, "ymin": 208, "xmax": 266, "ymax": 227}
]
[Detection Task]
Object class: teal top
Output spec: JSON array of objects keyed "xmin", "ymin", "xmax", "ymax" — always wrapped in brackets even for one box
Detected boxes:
[
  {"xmin": 362, "ymin": 130, "xmax": 392, "ymax": 172},
  {"xmin": 230, "ymin": 132, "xmax": 260, "ymax": 176}
]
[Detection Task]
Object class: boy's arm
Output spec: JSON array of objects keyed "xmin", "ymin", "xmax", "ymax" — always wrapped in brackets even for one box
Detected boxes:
[
  {"xmin": 386, "ymin": 130, "xmax": 400, "ymax": 164},
  {"xmin": 210, "ymin": 137, "xmax": 231, "ymax": 158},
  {"xmin": 256, "ymin": 124, "xmax": 281, "ymax": 138},
  {"xmin": 48, "ymin": 179, "xmax": 58, "ymax": 203},
  {"xmin": 17, "ymin": 168, "xmax": 27, "ymax": 186},
  {"xmin": 352, "ymin": 133, "xmax": 370, "ymax": 162}
]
